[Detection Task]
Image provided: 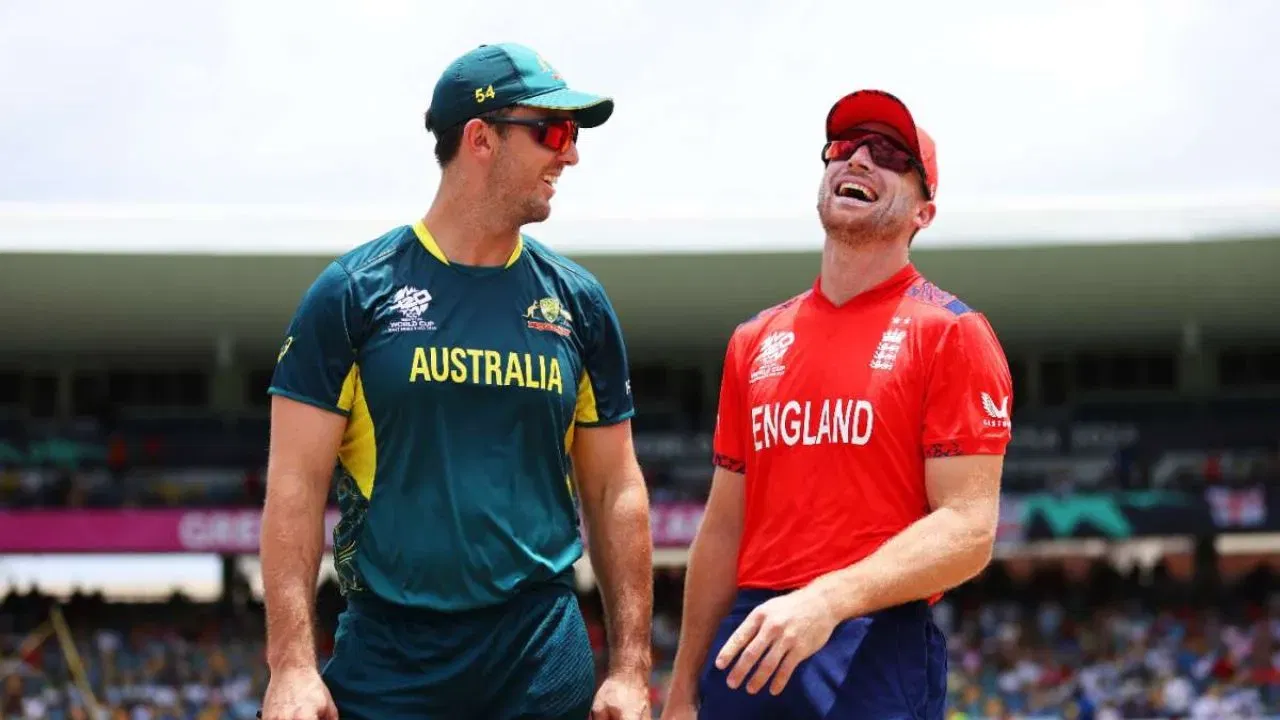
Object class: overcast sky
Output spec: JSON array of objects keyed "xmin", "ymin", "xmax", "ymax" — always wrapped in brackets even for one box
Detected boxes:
[{"xmin": 1, "ymin": 0, "xmax": 1278, "ymax": 218}]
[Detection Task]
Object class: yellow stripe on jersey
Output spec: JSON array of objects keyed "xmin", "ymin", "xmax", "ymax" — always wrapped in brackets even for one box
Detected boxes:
[
  {"xmin": 573, "ymin": 371, "xmax": 599, "ymax": 425},
  {"xmin": 412, "ymin": 220, "xmax": 523, "ymax": 268},
  {"xmin": 337, "ymin": 364, "xmax": 377, "ymax": 499},
  {"xmin": 563, "ymin": 372, "xmax": 601, "ymax": 501},
  {"xmin": 564, "ymin": 422, "xmax": 576, "ymax": 457},
  {"xmin": 563, "ymin": 419, "xmax": 578, "ymax": 502}
]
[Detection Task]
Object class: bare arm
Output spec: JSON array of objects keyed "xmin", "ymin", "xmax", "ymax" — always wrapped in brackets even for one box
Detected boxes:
[
  {"xmin": 571, "ymin": 420, "xmax": 653, "ymax": 679},
  {"xmin": 665, "ymin": 467, "xmax": 745, "ymax": 706},
  {"xmin": 808, "ymin": 454, "xmax": 1003, "ymax": 620},
  {"xmin": 261, "ymin": 396, "xmax": 347, "ymax": 672}
]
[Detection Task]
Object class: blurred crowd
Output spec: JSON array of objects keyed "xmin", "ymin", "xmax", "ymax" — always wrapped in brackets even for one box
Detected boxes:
[
  {"xmin": 4, "ymin": 558, "xmax": 1280, "ymax": 719},
  {"xmin": 2, "ymin": 436, "xmax": 1278, "ymax": 511},
  {"xmin": 1, "ymin": 394, "xmax": 1279, "ymax": 507}
]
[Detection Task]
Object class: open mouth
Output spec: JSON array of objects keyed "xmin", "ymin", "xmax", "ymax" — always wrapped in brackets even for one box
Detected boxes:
[
  {"xmin": 836, "ymin": 181, "xmax": 877, "ymax": 203},
  {"xmin": 542, "ymin": 174, "xmax": 559, "ymax": 192}
]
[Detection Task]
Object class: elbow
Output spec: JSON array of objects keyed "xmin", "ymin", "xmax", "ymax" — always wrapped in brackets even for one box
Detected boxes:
[
  {"xmin": 961, "ymin": 522, "xmax": 997, "ymax": 579},
  {"xmin": 947, "ymin": 508, "xmax": 996, "ymax": 582},
  {"xmin": 612, "ymin": 467, "xmax": 652, "ymax": 511},
  {"xmin": 582, "ymin": 468, "xmax": 650, "ymax": 522},
  {"xmin": 599, "ymin": 474, "xmax": 648, "ymax": 516}
]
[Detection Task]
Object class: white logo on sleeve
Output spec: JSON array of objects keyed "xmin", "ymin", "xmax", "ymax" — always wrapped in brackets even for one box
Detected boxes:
[
  {"xmin": 750, "ymin": 331, "xmax": 794, "ymax": 384},
  {"xmin": 981, "ymin": 392, "xmax": 1011, "ymax": 428},
  {"xmin": 387, "ymin": 286, "xmax": 437, "ymax": 333}
]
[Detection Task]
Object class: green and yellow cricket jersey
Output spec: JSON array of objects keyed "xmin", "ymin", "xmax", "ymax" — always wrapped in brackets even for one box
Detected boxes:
[{"xmin": 268, "ymin": 220, "xmax": 634, "ymax": 612}]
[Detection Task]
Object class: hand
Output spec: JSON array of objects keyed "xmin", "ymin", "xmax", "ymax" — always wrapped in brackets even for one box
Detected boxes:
[
  {"xmin": 591, "ymin": 669, "xmax": 651, "ymax": 720},
  {"xmin": 261, "ymin": 665, "xmax": 338, "ymax": 720},
  {"xmin": 714, "ymin": 587, "xmax": 840, "ymax": 696}
]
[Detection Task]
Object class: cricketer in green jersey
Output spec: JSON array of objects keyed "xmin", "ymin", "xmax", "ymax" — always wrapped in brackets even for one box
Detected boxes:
[{"xmin": 258, "ymin": 42, "xmax": 654, "ymax": 720}]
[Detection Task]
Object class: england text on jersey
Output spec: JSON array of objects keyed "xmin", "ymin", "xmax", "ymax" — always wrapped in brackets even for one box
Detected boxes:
[{"xmin": 750, "ymin": 398, "xmax": 874, "ymax": 450}]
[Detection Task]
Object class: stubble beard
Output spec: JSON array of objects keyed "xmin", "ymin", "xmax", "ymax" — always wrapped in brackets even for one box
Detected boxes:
[
  {"xmin": 818, "ymin": 189, "xmax": 915, "ymax": 250},
  {"xmin": 519, "ymin": 195, "xmax": 551, "ymax": 226},
  {"xmin": 488, "ymin": 161, "xmax": 551, "ymax": 229}
]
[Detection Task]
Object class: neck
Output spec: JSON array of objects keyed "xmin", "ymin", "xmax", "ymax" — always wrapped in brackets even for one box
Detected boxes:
[
  {"xmin": 818, "ymin": 236, "xmax": 910, "ymax": 306},
  {"xmin": 421, "ymin": 177, "xmax": 520, "ymax": 266}
]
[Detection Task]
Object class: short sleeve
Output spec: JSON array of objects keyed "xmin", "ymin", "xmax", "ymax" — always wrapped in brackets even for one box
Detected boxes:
[
  {"xmin": 712, "ymin": 331, "xmax": 748, "ymax": 474},
  {"xmin": 572, "ymin": 284, "xmax": 635, "ymax": 427},
  {"xmin": 267, "ymin": 261, "xmax": 360, "ymax": 416},
  {"xmin": 921, "ymin": 313, "xmax": 1014, "ymax": 458}
]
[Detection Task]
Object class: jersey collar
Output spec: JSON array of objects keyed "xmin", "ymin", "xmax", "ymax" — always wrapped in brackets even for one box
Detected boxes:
[
  {"xmin": 810, "ymin": 262, "xmax": 920, "ymax": 311},
  {"xmin": 412, "ymin": 220, "xmax": 524, "ymax": 269}
]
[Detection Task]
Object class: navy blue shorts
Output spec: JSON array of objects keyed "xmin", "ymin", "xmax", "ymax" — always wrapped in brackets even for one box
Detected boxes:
[
  {"xmin": 697, "ymin": 589, "xmax": 947, "ymax": 720},
  {"xmin": 321, "ymin": 582, "xmax": 595, "ymax": 720}
]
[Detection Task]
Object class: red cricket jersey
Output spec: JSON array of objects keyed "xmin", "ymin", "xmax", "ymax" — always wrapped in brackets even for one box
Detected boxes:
[{"xmin": 712, "ymin": 263, "xmax": 1013, "ymax": 591}]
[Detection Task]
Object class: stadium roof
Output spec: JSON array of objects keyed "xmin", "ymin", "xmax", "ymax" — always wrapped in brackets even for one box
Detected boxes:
[
  {"xmin": 1, "ymin": 192, "xmax": 1279, "ymax": 255},
  {"xmin": 1, "ymin": 195, "xmax": 1278, "ymax": 357}
]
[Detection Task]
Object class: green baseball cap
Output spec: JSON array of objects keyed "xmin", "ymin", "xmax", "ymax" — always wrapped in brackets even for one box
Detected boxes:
[{"xmin": 424, "ymin": 43, "xmax": 613, "ymax": 133}]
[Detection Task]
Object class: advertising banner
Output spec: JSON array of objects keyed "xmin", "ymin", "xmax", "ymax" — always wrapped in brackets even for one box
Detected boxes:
[
  {"xmin": 0, "ymin": 503, "xmax": 708, "ymax": 553},
  {"xmin": 0, "ymin": 509, "xmax": 341, "ymax": 553},
  {"xmin": 1013, "ymin": 487, "xmax": 1271, "ymax": 540},
  {"xmin": 2, "ymin": 488, "xmax": 1270, "ymax": 552}
]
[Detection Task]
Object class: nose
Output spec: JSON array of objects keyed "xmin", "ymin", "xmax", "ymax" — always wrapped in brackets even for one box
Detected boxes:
[
  {"xmin": 846, "ymin": 141, "xmax": 875, "ymax": 171},
  {"xmin": 560, "ymin": 140, "xmax": 579, "ymax": 166}
]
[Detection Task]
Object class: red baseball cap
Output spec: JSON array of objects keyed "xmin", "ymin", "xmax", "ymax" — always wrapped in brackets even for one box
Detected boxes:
[{"xmin": 825, "ymin": 90, "xmax": 937, "ymax": 199}]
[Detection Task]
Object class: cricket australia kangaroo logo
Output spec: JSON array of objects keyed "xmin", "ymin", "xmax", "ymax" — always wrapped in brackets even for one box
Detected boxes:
[{"xmin": 525, "ymin": 296, "xmax": 573, "ymax": 337}]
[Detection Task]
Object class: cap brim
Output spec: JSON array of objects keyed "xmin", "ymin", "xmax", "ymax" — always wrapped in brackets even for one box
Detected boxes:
[
  {"xmin": 519, "ymin": 88, "xmax": 614, "ymax": 128},
  {"xmin": 826, "ymin": 91, "xmax": 922, "ymax": 159}
]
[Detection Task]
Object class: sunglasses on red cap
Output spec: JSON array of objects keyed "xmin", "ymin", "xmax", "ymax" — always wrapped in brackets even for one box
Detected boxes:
[
  {"xmin": 822, "ymin": 131, "xmax": 931, "ymax": 199},
  {"xmin": 484, "ymin": 116, "xmax": 579, "ymax": 153}
]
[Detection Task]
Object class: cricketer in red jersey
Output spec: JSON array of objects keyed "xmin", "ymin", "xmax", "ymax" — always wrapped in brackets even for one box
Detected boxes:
[{"xmin": 661, "ymin": 90, "xmax": 1012, "ymax": 720}]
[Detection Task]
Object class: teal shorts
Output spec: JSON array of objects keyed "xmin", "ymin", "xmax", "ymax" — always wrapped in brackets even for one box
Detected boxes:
[{"xmin": 320, "ymin": 581, "xmax": 596, "ymax": 720}]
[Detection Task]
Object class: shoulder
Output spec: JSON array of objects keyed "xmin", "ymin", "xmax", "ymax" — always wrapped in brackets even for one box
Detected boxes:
[
  {"xmin": 521, "ymin": 234, "xmax": 609, "ymax": 303},
  {"xmin": 733, "ymin": 290, "xmax": 810, "ymax": 338},
  {"xmin": 332, "ymin": 225, "xmax": 418, "ymax": 279},
  {"xmin": 902, "ymin": 275, "xmax": 1006, "ymax": 358},
  {"xmin": 726, "ymin": 289, "xmax": 811, "ymax": 357},
  {"xmin": 306, "ymin": 225, "xmax": 417, "ymax": 302},
  {"xmin": 903, "ymin": 275, "xmax": 976, "ymax": 320},
  {"xmin": 903, "ymin": 275, "xmax": 999, "ymax": 334}
]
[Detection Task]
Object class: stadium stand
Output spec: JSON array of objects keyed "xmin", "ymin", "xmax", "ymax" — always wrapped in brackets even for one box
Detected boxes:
[{"xmin": 6, "ymin": 557, "xmax": 1280, "ymax": 719}]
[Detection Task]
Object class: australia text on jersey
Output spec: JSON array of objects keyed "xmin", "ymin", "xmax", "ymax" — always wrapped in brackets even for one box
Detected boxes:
[
  {"xmin": 408, "ymin": 346, "xmax": 565, "ymax": 394},
  {"xmin": 751, "ymin": 398, "xmax": 874, "ymax": 450}
]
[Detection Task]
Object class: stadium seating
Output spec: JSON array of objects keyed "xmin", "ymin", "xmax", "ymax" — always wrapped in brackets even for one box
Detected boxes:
[{"xmin": 5, "ymin": 561, "xmax": 1280, "ymax": 719}]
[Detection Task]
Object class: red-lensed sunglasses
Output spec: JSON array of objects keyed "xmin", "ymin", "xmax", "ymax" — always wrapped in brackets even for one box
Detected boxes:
[
  {"xmin": 822, "ymin": 132, "xmax": 919, "ymax": 174},
  {"xmin": 485, "ymin": 117, "xmax": 579, "ymax": 153},
  {"xmin": 822, "ymin": 132, "xmax": 930, "ymax": 197}
]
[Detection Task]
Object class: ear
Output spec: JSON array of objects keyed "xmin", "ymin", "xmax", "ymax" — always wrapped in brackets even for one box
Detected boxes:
[
  {"xmin": 914, "ymin": 200, "xmax": 937, "ymax": 232},
  {"xmin": 461, "ymin": 118, "xmax": 499, "ymax": 162}
]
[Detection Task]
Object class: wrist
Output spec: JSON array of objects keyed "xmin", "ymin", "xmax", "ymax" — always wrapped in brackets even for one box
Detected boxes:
[
  {"xmin": 665, "ymin": 676, "xmax": 697, "ymax": 705},
  {"xmin": 805, "ymin": 573, "xmax": 860, "ymax": 621},
  {"xmin": 266, "ymin": 644, "xmax": 317, "ymax": 673},
  {"xmin": 268, "ymin": 658, "xmax": 317, "ymax": 674},
  {"xmin": 607, "ymin": 651, "xmax": 652, "ymax": 682}
]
